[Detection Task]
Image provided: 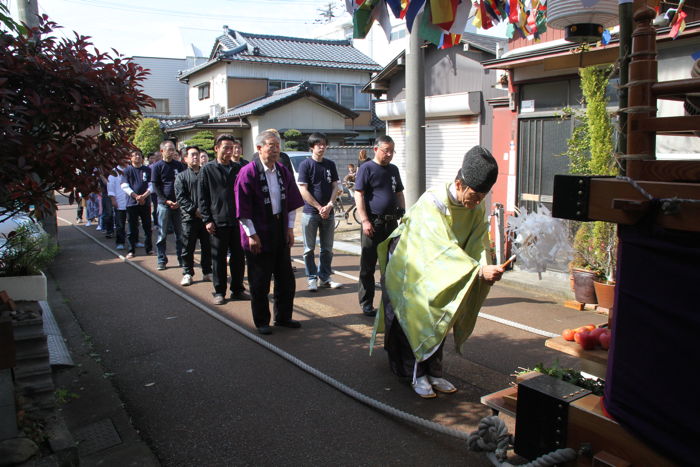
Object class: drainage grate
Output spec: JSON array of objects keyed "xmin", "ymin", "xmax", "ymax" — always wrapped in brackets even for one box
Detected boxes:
[{"xmin": 73, "ymin": 418, "xmax": 122, "ymax": 457}]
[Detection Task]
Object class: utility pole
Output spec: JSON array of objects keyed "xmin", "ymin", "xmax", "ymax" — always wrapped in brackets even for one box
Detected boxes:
[
  {"xmin": 17, "ymin": 0, "xmax": 57, "ymax": 237},
  {"xmin": 404, "ymin": 10, "xmax": 426, "ymax": 207},
  {"xmin": 16, "ymin": 0, "xmax": 40, "ymax": 30}
]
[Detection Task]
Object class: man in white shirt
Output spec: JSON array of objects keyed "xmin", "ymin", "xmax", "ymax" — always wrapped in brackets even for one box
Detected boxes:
[{"xmin": 108, "ymin": 160, "xmax": 130, "ymax": 250}]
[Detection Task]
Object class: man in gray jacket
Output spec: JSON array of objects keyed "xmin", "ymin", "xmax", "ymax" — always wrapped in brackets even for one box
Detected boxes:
[{"xmin": 175, "ymin": 146, "xmax": 212, "ymax": 286}]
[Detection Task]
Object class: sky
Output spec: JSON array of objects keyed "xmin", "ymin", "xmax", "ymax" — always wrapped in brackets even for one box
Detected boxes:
[
  {"xmin": 9, "ymin": 0, "xmax": 352, "ymax": 58},
  {"xmin": 7, "ymin": 0, "xmax": 505, "ymax": 59}
]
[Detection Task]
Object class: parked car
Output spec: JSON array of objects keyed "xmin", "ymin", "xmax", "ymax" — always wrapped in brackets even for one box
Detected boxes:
[{"xmin": 285, "ymin": 151, "xmax": 311, "ymax": 184}]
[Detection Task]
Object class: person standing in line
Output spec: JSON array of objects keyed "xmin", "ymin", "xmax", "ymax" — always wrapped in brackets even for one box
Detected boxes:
[
  {"xmin": 199, "ymin": 150, "xmax": 210, "ymax": 166},
  {"xmin": 148, "ymin": 152, "xmax": 161, "ymax": 229},
  {"xmin": 357, "ymin": 148, "xmax": 369, "ymax": 167},
  {"xmin": 151, "ymin": 140, "xmax": 186, "ymax": 270},
  {"xmin": 297, "ymin": 132, "xmax": 342, "ymax": 292},
  {"xmin": 354, "ymin": 135, "xmax": 405, "ymax": 317},
  {"xmin": 120, "ymin": 149, "xmax": 153, "ymax": 258},
  {"xmin": 108, "ymin": 160, "xmax": 130, "ymax": 250},
  {"xmin": 97, "ymin": 169, "xmax": 113, "ymax": 236},
  {"xmin": 371, "ymin": 146, "xmax": 503, "ymax": 398},
  {"xmin": 175, "ymin": 146, "xmax": 212, "ymax": 286},
  {"xmin": 235, "ymin": 130, "xmax": 304, "ymax": 335},
  {"xmin": 198, "ymin": 135, "xmax": 249, "ymax": 305}
]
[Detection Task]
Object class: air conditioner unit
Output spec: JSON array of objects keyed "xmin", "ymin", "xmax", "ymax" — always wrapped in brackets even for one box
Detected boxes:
[{"xmin": 209, "ymin": 104, "xmax": 223, "ymax": 119}]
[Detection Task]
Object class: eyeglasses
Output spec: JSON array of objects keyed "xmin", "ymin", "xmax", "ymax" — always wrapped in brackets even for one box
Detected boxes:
[{"xmin": 376, "ymin": 147, "xmax": 394, "ymax": 155}]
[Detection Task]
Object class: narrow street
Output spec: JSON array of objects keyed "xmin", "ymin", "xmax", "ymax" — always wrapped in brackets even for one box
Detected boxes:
[{"xmin": 48, "ymin": 201, "xmax": 604, "ymax": 466}]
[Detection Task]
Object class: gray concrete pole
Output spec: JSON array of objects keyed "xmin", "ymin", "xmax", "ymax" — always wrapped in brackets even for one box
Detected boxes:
[
  {"xmin": 404, "ymin": 11, "xmax": 426, "ymax": 207},
  {"xmin": 17, "ymin": 0, "xmax": 40, "ymax": 30}
]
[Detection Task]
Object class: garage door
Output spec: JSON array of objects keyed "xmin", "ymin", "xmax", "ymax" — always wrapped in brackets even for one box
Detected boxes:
[{"xmin": 387, "ymin": 116, "xmax": 479, "ymax": 191}]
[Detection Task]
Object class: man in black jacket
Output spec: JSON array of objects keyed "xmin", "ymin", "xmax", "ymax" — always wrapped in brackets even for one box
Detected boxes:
[
  {"xmin": 198, "ymin": 135, "xmax": 250, "ymax": 305},
  {"xmin": 175, "ymin": 146, "xmax": 212, "ymax": 286}
]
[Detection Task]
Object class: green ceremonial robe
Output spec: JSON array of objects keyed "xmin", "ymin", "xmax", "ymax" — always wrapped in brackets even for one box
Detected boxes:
[{"xmin": 371, "ymin": 183, "xmax": 492, "ymax": 362}]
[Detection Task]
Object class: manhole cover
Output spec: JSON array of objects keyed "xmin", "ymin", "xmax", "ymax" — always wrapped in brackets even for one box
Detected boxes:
[{"xmin": 73, "ymin": 418, "xmax": 122, "ymax": 456}]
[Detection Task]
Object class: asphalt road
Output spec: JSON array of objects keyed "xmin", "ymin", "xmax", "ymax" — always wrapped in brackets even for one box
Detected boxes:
[{"xmin": 50, "ymin": 202, "xmax": 605, "ymax": 466}]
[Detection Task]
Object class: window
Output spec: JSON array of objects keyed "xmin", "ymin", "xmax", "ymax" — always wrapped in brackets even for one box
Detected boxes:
[
  {"xmin": 340, "ymin": 85, "xmax": 354, "ymax": 108},
  {"xmin": 285, "ymin": 81, "xmax": 301, "ymax": 88},
  {"xmin": 311, "ymin": 83, "xmax": 338, "ymax": 102},
  {"xmin": 197, "ymin": 83, "xmax": 210, "ymax": 100},
  {"xmin": 390, "ymin": 28, "xmax": 407, "ymax": 41},
  {"xmin": 143, "ymin": 98, "xmax": 170, "ymax": 115},
  {"xmin": 354, "ymin": 86, "xmax": 370, "ymax": 110},
  {"xmin": 268, "ymin": 80, "xmax": 283, "ymax": 93}
]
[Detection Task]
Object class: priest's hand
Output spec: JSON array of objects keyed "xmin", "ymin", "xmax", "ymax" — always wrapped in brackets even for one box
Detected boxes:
[
  {"xmin": 480, "ymin": 265, "xmax": 505, "ymax": 285},
  {"xmin": 286, "ymin": 228, "xmax": 295, "ymax": 248},
  {"xmin": 361, "ymin": 219, "xmax": 374, "ymax": 237},
  {"xmin": 249, "ymin": 234, "xmax": 262, "ymax": 254}
]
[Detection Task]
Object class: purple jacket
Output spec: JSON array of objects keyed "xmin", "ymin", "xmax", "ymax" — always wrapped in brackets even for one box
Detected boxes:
[{"xmin": 235, "ymin": 161, "xmax": 303, "ymax": 252}]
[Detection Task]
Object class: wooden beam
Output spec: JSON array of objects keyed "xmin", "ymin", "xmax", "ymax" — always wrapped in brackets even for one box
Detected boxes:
[
  {"xmin": 634, "ymin": 115, "xmax": 700, "ymax": 133},
  {"xmin": 587, "ymin": 178, "xmax": 700, "ymax": 231},
  {"xmin": 626, "ymin": 160, "xmax": 700, "ymax": 182}
]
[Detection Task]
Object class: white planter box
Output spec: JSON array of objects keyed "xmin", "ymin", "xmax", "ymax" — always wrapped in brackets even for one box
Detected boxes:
[{"xmin": 0, "ymin": 271, "xmax": 47, "ymax": 301}]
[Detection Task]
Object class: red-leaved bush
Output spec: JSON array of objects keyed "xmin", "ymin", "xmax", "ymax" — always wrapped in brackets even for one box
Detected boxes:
[{"xmin": 0, "ymin": 15, "xmax": 153, "ymax": 222}]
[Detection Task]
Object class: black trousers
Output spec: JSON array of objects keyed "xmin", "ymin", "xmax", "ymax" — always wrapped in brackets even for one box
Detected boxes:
[
  {"xmin": 245, "ymin": 219, "xmax": 295, "ymax": 327},
  {"xmin": 114, "ymin": 209, "xmax": 127, "ymax": 245},
  {"xmin": 126, "ymin": 204, "xmax": 152, "ymax": 254},
  {"xmin": 358, "ymin": 220, "xmax": 397, "ymax": 312},
  {"xmin": 210, "ymin": 225, "xmax": 245, "ymax": 295},
  {"xmin": 180, "ymin": 218, "xmax": 212, "ymax": 277},
  {"xmin": 381, "ymin": 236, "xmax": 444, "ymax": 379}
]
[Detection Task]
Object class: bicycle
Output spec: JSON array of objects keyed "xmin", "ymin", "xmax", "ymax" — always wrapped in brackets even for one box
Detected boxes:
[{"xmin": 334, "ymin": 188, "xmax": 360, "ymax": 229}]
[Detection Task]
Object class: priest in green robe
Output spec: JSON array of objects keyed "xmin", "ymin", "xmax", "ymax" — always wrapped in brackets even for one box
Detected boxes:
[{"xmin": 371, "ymin": 146, "xmax": 504, "ymax": 398}]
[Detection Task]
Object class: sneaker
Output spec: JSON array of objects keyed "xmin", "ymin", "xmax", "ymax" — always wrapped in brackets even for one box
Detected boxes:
[
  {"xmin": 180, "ymin": 274, "xmax": 193, "ymax": 286},
  {"xmin": 428, "ymin": 376, "xmax": 457, "ymax": 394},
  {"xmin": 213, "ymin": 294, "xmax": 225, "ymax": 305},
  {"xmin": 85, "ymin": 221, "xmax": 92, "ymax": 227},
  {"xmin": 157, "ymin": 263, "xmax": 166, "ymax": 271},
  {"xmin": 320, "ymin": 280, "xmax": 342, "ymax": 289},
  {"xmin": 136, "ymin": 242, "xmax": 145, "ymax": 248},
  {"xmin": 105, "ymin": 233, "xmax": 113, "ymax": 239},
  {"xmin": 95, "ymin": 225, "xmax": 102, "ymax": 231},
  {"xmin": 202, "ymin": 273, "xmax": 213, "ymax": 282},
  {"xmin": 412, "ymin": 376, "xmax": 437, "ymax": 399},
  {"xmin": 116, "ymin": 244, "xmax": 125, "ymax": 250},
  {"xmin": 362, "ymin": 307, "xmax": 377, "ymax": 317},
  {"xmin": 307, "ymin": 279, "xmax": 318, "ymax": 292},
  {"xmin": 126, "ymin": 252, "xmax": 135, "ymax": 259}
]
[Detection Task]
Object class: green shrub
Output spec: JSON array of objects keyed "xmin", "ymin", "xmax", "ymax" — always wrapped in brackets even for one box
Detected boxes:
[
  {"xmin": 0, "ymin": 222, "xmax": 59, "ymax": 276},
  {"xmin": 133, "ymin": 118, "xmax": 164, "ymax": 155},
  {"xmin": 183, "ymin": 130, "xmax": 215, "ymax": 152}
]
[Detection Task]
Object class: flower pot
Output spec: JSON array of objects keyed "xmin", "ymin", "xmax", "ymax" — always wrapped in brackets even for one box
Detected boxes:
[
  {"xmin": 0, "ymin": 271, "xmax": 47, "ymax": 301},
  {"xmin": 571, "ymin": 268, "xmax": 597, "ymax": 305},
  {"xmin": 593, "ymin": 280, "xmax": 615, "ymax": 310}
]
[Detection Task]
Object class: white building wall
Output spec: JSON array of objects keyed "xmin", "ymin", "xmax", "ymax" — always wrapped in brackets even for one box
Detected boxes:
[
  {"xmin": 226, "ymin": 62, "xmax": 372, "ymax": 86},
  {"xmin": 132, "ymin": 56, "xmax": 190, "ymax": 115},
  {"xmin": 188, "ymin": 62, "xmax": 228, "ymax": 117}
]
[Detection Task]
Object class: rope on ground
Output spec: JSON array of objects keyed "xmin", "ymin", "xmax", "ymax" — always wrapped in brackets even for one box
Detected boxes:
[{"xmin": 466, "ymin": 416, "xmax": 578, "ymax": 467}]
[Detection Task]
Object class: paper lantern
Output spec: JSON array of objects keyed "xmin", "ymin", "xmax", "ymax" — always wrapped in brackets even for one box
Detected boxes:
[{"xmin": 547, "ymin": 0, "xmax": 619, "ymax": 42}]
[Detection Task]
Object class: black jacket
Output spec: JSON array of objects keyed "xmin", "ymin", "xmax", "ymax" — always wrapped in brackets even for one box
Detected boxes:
[
  {"xmin": 174, "ymin": 168, "xmax": 201, "ymax": 223},
  {"xmin": 198, "ymin": 160, "xmax": 246, "ymax": 227}
]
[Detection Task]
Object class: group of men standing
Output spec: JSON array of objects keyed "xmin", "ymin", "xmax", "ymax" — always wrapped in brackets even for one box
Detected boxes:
[{"xmin": 116, "ymin": 129, "xmax": 505, "ymax": 398}]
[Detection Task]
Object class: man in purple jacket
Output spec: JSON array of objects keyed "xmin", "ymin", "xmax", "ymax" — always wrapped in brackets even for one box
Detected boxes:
[{"xmin": 235, "ymin": 130, "xmax": 304, "ymax": 335}]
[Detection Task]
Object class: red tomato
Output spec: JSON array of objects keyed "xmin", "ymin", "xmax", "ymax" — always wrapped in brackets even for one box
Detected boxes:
[
  {"xmin": 590, "ymin": 327, "xmax": 607, "ymax": 341},
  {"xmin": 577, "ymin": 324, "xmax": 596, "ymax": 332},
  {"xmin": 599, "ymin": 330, "xmax": 611, "ymax": 350},
  {"xmin": 562, "ymin": 329, "xmax": 576, "ymax": 341},
  {"xmin": 574, "ymin": 330, "xmax": 598, "ymax": 350}
]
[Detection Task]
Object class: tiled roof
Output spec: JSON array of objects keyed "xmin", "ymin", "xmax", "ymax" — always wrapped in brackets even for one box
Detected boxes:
[
  {"xmin": 461, "ymin": 32, "xmax": 507, "ymax": 55},
  {"xmin": 218, "ymin": 81, "xmax": 357, "ymax": 119},
  {"xmin": 180, "ymin": 29, "xmax": 381, "ymax": 79}
]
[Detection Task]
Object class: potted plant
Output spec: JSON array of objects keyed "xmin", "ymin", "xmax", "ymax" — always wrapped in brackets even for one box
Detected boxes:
[
  {"xmin": 562, "ymin": 65, "xmax": 618, "ymax": 305},
  {"xmin": 0, "ymin": 218, "xmax": 58, "ymax": 301}
]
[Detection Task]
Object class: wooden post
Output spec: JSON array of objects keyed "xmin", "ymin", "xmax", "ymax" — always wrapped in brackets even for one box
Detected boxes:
[{"xmin": 626, "ymin": 7, "xmax": 657, "ymax": 160}]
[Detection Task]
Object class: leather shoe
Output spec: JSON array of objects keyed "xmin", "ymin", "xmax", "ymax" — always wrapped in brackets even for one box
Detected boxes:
[
  {"xmin": 274, "ymin": 320, "xmax": 301, "ymax": 329},
  {"xmin": 257, "ymin": 325, "xmax": 273, "ymax": 335},
  {"xmin": 230, "ymin": 290, "xmax": 251, "ymax": 301},
  {"xmin": 362, "ymin": 307, "xmax": 377, "ymax": 317}
]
